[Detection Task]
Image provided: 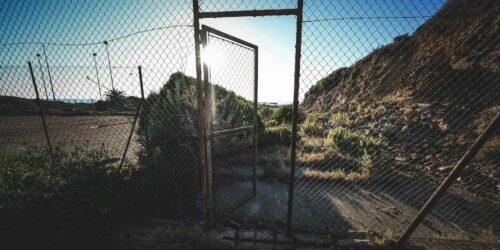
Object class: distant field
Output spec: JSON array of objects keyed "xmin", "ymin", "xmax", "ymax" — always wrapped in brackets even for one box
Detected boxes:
[{"xmin": 0, "ymin": 115, "xmax": 140, "ymax": 161}]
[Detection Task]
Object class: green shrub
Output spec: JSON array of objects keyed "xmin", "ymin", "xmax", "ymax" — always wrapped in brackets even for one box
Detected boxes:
[
  {"xmin": 271, "ymin": 104, "xmax": 293, "ymax": 124},
  {"xmin": 259, "ymin": 126, "xmax": 292, "ymax": 147},
  {"xmin": 137, "ymin": 72, "xmax": 263, "ymax": 211},
  {"xmin": 329, "ymin": 112, "xmax": 348, "ymax": 123},
  {"xmin": 258, "ymin": 104, "xmax": 273, "ymax": 121},
  {"xmin": 326, "ymin": 127, "xmax": 382, "ymax": 159},
  {"xmin": 0, "ymin": 146, "xmax": 143, "ymax": 249},
  {"xmin": 271, "ymin": 104, "xmax": 305, "ymax": 124},
  {"xmin": 324, "ymin": 127, "xmax": 387, "ymax": 177},
  {"xmin": 136, "ymin": 72, "xmax": 201, "ymax": 212},
  {"xmin": 300, "ymin": 114, "xmax": 325, "ymax": 137}
]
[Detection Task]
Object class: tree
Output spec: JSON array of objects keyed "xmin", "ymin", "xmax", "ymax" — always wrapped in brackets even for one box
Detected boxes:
[{"xmin": 104, "ymin": 88, "xmax": 126, "ymax": 109}]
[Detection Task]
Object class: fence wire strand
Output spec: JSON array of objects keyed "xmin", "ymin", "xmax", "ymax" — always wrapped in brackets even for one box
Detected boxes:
[{"xmin": 0, "ymin": 0, "xmax": 498, "ymax": 247}]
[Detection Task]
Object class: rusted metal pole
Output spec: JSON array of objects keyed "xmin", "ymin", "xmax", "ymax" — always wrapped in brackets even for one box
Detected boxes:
[
  {"xmin": 396, "ymin": 112, "xmax": 500, "ymax": 247},
  {"xmin": 287, "ymin": 0, "xmax": 303, "ymax": 236},
  {"xmin": 253, "ymin": 46, "xmax": 258, "ymax": 197},
  {"xmin": 201, "ymin": 28, "xmax": 215, "ymax": 224},
  {"xmin": 28, "ymin": 61, "xmax": 54, "ymax": 163},
  {"xmin": 118, "ymin": 66, "xmax": 145, "ymax": 170},
  {"xmin": 193, "ymin": 0, "xmax": 210, "ymax": 224},
  {"xmin": 198, "ymin": 9, "xmax": 297, "ymax": 18}
]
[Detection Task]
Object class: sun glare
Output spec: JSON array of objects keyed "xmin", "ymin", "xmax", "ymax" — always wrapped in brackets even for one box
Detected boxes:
[{"xmin": 204, "ymin": 44, "xmax": 226, "ymax": 69}]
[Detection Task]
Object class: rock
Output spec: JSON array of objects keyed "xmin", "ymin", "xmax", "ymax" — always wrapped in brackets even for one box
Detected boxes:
[
  {"xmin": 395, "ymin": 156, "xmax": 407, "ymax": 162},
  {"xmin": 438, "ymin": 165, "xmax": 452, "ymax": 172},
  {"xmin": 336, "ymin": 239, "xmax": 353, "ymax": 247}
]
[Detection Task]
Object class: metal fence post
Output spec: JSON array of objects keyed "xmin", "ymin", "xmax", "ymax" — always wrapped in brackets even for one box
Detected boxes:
[
  {"xmin": 252, "ymin": 47, "xmax": 259, "ymax": 196},
  {"xmin": 92, "ymin": 53, "xmax": 103, "ymax": 100},
  {"xmin": 42, "ymin": 45, "xmax": 56, "ymax": 101},
  {"xmin": 287, "ymin": 0, "xmax": 303, "ymax": 236},
  {"xmin": 28, "ymin": 61, "xmax": 54, "ymax": 163},
  {"xmin": 118, "ymin": 66, "xmax": 145, "ymax": 170},
  {"xmin": 396, "ymin": 112, "xmax": 500, "ymax": 247},
  {"xmin": 36, "ymin": 54, "xmax": 50, "ymax": 100},
  {"xmin": 104, "ymin": 41, "xmax": 114, "ymax": 90},
  {"xmin": 193, "ymin": 0, "xmax": 210, "ymax": 224}
]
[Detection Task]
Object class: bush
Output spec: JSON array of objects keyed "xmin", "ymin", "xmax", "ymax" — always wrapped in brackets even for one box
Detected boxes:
[
  {"xmin": 259, "ymin": 126, "xmax": 292, "ymax": 147},
  {"xmin": 136, "ymin": 72, "xmax": 201, "ymax": 214},
  {"xmin": 0, "ymin": 146, "xmax": 143, "ymax": 249},
  {"xmin": 327, "ymin": 127, "xmax": 383, "ymax": 160},
  {"xmin": 300, "ymin": 114, "xmax": 325, "ymax": 137},
  {"xmin": 137, "ymin": 72, "xmax": 263, "ymax": 214},
  {"xmin": 271, "ymin": 104, "xmax": 305, "ymax": 124}
]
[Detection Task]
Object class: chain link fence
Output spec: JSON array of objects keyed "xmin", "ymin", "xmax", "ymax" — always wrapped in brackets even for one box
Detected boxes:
[
  {"xmin": 295, "ymin": 0, "xmax": 499, "ymax": 243},
  {"xmin": 0, "ymin": 0, "xmax": 201, "ymax": 222},
  {"xmin": 1, "ymin": 0, "xmax": 498, "ymax": 247},
  {"xmin": 202, "ymin": 26, "xmax": 258, "ymax": 220}
]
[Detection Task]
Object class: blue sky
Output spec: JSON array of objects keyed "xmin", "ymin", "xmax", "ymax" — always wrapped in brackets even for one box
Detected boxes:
[{"xmin": 0, "ymin": 0, "xmax": 444, "ymax": 103}]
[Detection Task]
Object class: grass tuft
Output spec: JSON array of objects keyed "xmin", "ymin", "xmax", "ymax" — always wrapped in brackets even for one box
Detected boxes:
[{"xmin": 303, "ymin": 168, "xmax": 368, "ymax": 181}]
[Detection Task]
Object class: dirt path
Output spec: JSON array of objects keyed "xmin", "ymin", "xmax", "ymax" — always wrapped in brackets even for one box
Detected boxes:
[{"xmin": 216, "ymin": 165, "xmax": 498, "ymax": 241}]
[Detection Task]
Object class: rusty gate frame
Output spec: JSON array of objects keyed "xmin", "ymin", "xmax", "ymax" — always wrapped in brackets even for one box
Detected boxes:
[
  {"xmin": 192, "ymin": 0, "xmax": 304, "ymax": 233},
  {"xmin": 201, "ymin": 24, "xmax": 259, "ymax": 223}
]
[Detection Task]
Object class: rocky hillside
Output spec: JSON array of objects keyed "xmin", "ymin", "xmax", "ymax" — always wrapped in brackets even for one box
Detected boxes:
[
  {"xmin": 304, "ymin": 0, "xmax": 498, "ymax": 113},
  {"xmin": 301, "ymin": 0, "xmax": 499, "ymax": 197}
]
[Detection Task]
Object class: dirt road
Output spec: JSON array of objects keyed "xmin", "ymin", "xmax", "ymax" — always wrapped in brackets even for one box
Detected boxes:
[{"xmin": 0, "ymin": 115, "xmax": 139, "ymax": 160}]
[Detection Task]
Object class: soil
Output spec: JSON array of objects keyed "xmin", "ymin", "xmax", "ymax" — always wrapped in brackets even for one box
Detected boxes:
[{"xmin": 0, "ymin": 115, "xmax": 139, "ymax": 160}]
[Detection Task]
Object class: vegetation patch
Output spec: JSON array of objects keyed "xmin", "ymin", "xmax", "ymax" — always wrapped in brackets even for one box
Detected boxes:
[
  {"xmin": 259, "ymin": 125, "xmax": 292, "ymax": 147},
  {"xmin": 303, "ymin": 168, "xmax": 368, "ymax": 181},
  {"xmin": 258, "ymin": 146, "xmax": 290, "ymax": 182},
  {"xmin": 300, "ymin": 113, "xmax": 325, "ymax": 137},
  {"xmin": 0, "ymin": 145, "xmax": 145, "ymax": 249},
  {"xmin": 326, "ymin": 127, "xmax": 383, "ymax": 159},
  {"xmin": 270, "ymin": 104, "xmax": 304, "ymax": 125}
]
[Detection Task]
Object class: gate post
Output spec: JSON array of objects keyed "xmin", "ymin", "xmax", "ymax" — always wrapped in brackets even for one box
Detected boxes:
[
  {"xmin": 287, "ymin": 0, "xmax": 303, "ymax": 236},
  {"xmin": 192, "ymin": 0, "xmax": 209, "ymax": 224}
]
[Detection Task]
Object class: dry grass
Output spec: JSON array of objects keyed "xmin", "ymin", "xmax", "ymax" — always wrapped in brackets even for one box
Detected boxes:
[
  {"xmin": 297, "ymin": 151, "xmax": 334, "ymax": 163},
  {"xmin": 302, "ymin": 168, "xmax": 368, "ymax": 181}
]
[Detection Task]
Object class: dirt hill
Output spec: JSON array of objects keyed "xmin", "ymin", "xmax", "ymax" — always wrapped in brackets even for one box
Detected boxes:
[
  {"xmin": 300, "ymin": 0, "xmax": 499, "ymax": 197},
  {"xmin": 303, "ymin": 0, "xmax": 498, "ymax": 113}
]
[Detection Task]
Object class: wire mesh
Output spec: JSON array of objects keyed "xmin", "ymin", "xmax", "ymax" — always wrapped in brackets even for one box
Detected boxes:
[
  {"xmin": 295, "ymin": 0, "xmax": 499, "ymax": 243},
  {"xmin": 0, "ymin": 0, "xmax": 498, "ymax": 246},
  {"xmin": 0, "ymin": 0, "xmax": 201, "ymax": 221},
  {"xmin": 203, "ymin": 27, "xmax": 257, "ymax": 219}
]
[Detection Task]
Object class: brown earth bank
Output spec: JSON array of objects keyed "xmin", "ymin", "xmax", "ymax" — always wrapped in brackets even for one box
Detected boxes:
[{"xmin": 299, "ymin": 0, "xmax": 499, "ymax": 203}]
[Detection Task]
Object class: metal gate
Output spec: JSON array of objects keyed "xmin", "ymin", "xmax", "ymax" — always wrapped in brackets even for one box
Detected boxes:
[{"xmin": 201, "ymin": 25, "xmax": 258, "ymax": 222}]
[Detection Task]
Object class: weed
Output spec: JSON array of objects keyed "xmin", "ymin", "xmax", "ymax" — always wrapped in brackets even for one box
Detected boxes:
[
  {"xmin": 302, "ymin": 168, "xmax": 368, "ymax": 181},
  {"xmin": 300, "ymin": 113, "xmax": 325, "ymax": 137},
  {"xmin": 326, "ymin": 127, "xmax": 383, "ymax": 159},
  {"xmin": 259, "ymin": 126, "xmax": 292, "ymax": 147}
]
